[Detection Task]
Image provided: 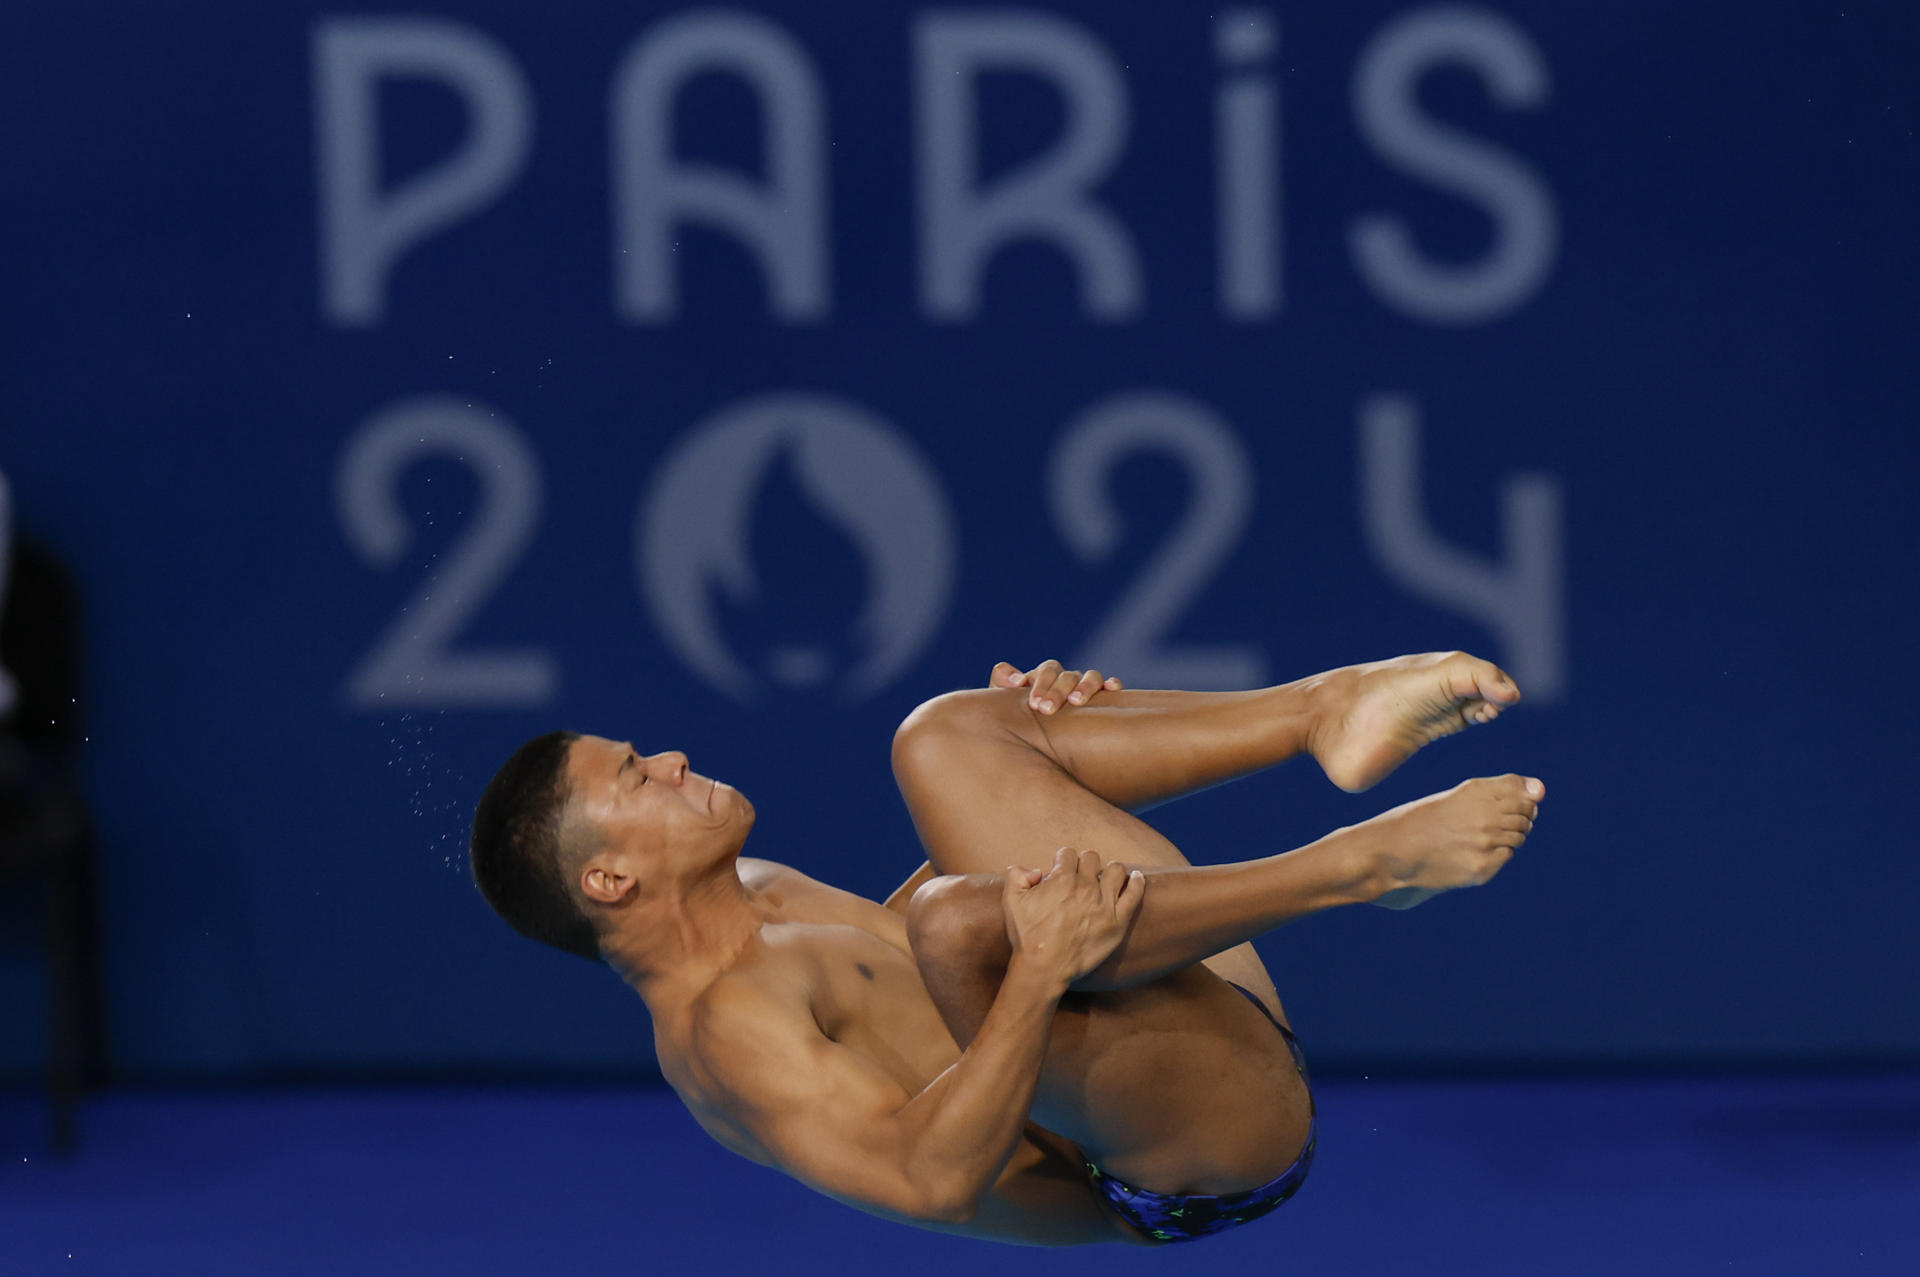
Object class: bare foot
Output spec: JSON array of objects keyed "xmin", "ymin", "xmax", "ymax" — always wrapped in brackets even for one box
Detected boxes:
[
  {"xmin": 1309, "ymin": 652, "xmax": 1521, "ymax": 793},
  {"xmin": 1337, "ymin": 774, "xmax": 1544, "ymax": 910}
]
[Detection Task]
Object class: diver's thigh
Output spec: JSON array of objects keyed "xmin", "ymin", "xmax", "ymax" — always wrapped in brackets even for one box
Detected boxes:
[
  {"xmin": 894, "ymin": 700, "xmax": 1289, "ymax": 1017},
  {"xmin": 1030, "ymin": 966, "xmax": 1312, "ymax": 1192},
  {"xmin": 894, "ymin": 700, "xmax": 1195, "ymax": 874}
]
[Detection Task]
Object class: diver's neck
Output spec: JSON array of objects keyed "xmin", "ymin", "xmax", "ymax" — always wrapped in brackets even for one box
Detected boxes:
[{"xmin": 609, "ymin": 860, "xmax": 768, "ymax": 1003}]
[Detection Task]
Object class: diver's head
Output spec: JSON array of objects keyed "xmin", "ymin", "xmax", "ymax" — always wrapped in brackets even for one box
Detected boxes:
[{"xmin": 470, "ymin": 732, "xmax": 754, "ymax": 963}]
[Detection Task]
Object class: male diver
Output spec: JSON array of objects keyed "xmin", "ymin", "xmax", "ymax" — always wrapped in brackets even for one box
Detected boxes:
[{"xmin": 471, "ymin": 651, "xmax": 1543, "ymax": 1245}]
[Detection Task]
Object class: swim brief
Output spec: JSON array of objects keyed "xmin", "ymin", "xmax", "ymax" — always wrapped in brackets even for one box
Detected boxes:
[{"xmin": 1084, "ymin": 982, "xmax": 1316, "ymax": 1243}]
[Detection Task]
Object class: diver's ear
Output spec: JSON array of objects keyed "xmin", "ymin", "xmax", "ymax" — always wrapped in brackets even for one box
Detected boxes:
[{"xmin": 579, "ymin": 860, "xmax": 638, "ymax": 906}]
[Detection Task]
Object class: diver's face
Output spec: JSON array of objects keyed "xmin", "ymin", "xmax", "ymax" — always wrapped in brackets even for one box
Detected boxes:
[{"xmin": 566, "ymin": 735, "xmax": 753, "ymax": 868}]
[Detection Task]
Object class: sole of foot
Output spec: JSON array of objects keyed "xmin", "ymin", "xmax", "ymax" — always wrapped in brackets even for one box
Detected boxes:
[{"xmin": 1312, "ymin": 651, "xmax": 1522, "ymax": 793}]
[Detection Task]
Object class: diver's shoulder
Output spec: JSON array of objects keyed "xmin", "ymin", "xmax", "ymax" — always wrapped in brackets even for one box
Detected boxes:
[{"xmin": 736, "ymin": 856, "xmax": 822, "ymax": 892}]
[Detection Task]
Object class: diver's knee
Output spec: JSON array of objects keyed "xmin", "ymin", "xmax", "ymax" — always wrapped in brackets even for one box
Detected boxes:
[
  {"xmin": 905, "ymin": 873, "xmax": 1006, "ymax": 966},
  {"xmin": 892, "ymin": 689, "xmax": 1028, "ymax": 779}
]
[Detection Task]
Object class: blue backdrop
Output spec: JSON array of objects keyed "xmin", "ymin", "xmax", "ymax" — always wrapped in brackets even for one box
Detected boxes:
[{"xmin": 2, "ymin": 0, "xmax": 1915, "ymax": 1079}]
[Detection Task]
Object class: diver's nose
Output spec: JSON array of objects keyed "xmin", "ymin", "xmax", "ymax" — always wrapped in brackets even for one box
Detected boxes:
[{"xmin": 655, "ymin": 751, "xmax": 689, "ymax": 784}]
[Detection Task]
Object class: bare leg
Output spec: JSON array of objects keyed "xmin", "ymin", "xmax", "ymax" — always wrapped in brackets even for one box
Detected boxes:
[
  {"xmin": 904, "ymin": 774, "xmax": 1540, "ymax": 1197},
  {"xmin": 913, "ymin": 764, "xmax": 1538, "ymax": 1006},
  {"xmin": 889, "ymin": 652, "xmax": 1534, "ymax": 1194},
  {"xmin": 894, "ymin": 683, "xmax": 1292, "ymax": 1014},
  {"xmin": 946, "ymin": 650, "xmax": 1522, "ymax": 812},
  {"xmin": 1019, "ymin": 685, "xmax": 1321, "ymax": 811},
  {"xmin": 909, "ymin": 875, "xmax": 1315, "ymax": 1196},
  {"xmin": 893, "ymin": 688, "xmax": 1304, "ymax": 1192},
  {"xmin": 891, "ymin": 652, "xmax": 1527, "ymax": 994}
]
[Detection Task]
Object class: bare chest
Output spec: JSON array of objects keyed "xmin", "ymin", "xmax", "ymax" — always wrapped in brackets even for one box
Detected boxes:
[
  {"xmin": 748, "ymin": 867, "xmax": 955, "ymax": 1051},
  {"xmin": 662, "ymin": 866, "xmax": 962, "ymax": 1123},
  {"xmin": 797, "ymin": 923, "xmax": 956, "ymax": 1072}
]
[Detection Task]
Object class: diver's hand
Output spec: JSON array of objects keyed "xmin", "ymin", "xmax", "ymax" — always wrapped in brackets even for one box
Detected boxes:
[
  {"xmin": 989, "ymin": 660, "xmax": 1122, "ymax": 714},
  {"xmin": 1002, "ymin": 848, "xmax": 1146, "ymax": 989}
]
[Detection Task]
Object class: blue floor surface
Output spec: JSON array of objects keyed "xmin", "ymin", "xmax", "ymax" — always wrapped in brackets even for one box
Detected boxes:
[{"xmin": 3, "ymin": 1076, "xmax": 1916, "ymax": 1276}]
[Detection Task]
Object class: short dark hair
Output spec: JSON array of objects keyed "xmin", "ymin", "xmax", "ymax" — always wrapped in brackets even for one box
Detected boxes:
[{"xmin": 470, "ymin": 730, "xmax": 603, "ymax": 962}]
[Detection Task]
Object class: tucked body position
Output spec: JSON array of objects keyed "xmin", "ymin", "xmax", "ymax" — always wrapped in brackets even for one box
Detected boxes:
[{"xmin": 470, "ymin": 651, "xmax": 1543, "ymax": 1245}]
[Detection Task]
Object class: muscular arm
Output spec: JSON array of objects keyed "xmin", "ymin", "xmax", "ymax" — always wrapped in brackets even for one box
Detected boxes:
[{"xmin": 695, "ymin": 957, "xmax": 1069, "ymax": 1224}]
